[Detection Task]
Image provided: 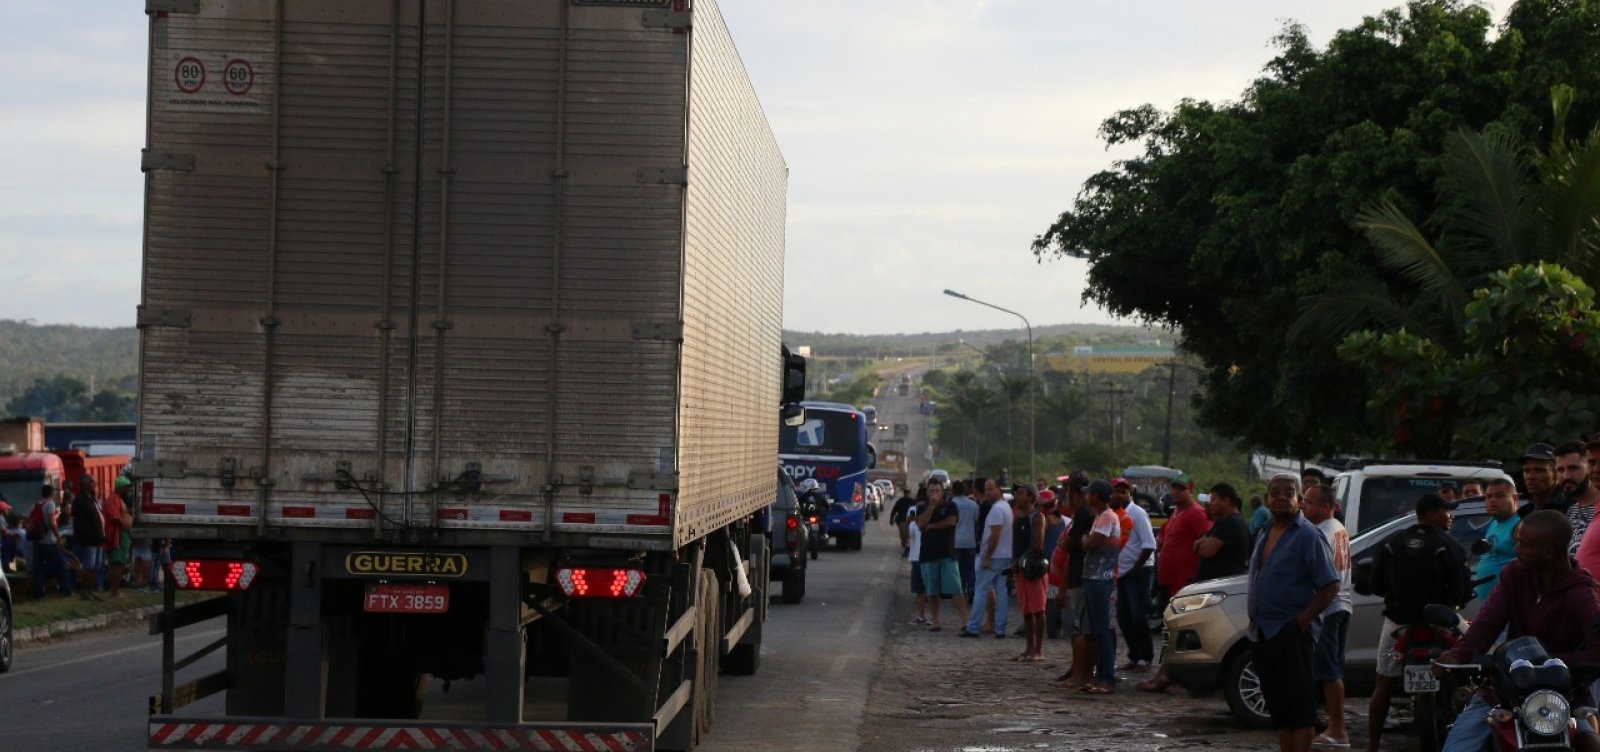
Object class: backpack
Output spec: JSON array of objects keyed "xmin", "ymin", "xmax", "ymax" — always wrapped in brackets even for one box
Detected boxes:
[{"xmin": 25, "ymin": 502, "xmax": 46, "ymax": 542}]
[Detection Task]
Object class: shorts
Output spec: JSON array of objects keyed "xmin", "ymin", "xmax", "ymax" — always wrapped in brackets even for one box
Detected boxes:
[
  {"xmin": 1061, "ymin": 587, "xmax": 1088, "ymax": 637},
  {"xmin": 1253, "ymin": 623, "xmax": 1318, "ymax": 730},
  {"xmin": 108, "ymin": 535, "xmax": 133, "ymax": 565},
  {"xmin": 1313, "ymin": 610, "xmax": 1350, "ymax": 681},
  {"xmin": 75, "ymin": 544, "xmax": 104, "ymax": 571},
  {"xmin": 1376, "ymin": 617, "xmax": 1403, "ymax": 678},
  {"xmin": 1018, "ymin": 575, "xmax": 1047, "ymax": 615},
  {"xmin": 910, "ymin": 561, "xmax": 926, "ymax": 595},
  {"xmin": 919, "ymin": 558, "xmax": 963, "ymax": 597}
]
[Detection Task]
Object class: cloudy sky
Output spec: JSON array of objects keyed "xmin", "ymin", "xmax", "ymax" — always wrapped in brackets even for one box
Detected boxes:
[{"xmin": 0, "ymin": 0, "xmax": 1472, "ymax": 334}]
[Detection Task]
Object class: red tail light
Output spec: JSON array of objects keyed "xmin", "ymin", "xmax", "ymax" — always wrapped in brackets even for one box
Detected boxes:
[
  {"xmin": 169, "ymin": 559, "xmax": 259, "ymax": 591},
  {"xmin": 557, "ymin": 567, "xmax": 645, "ymax": 598},
  {"xmin": 785, "ymin": 514, "xmax": 800, "ymax": 548},
  {"xmin": 786, "ymin": 516, "xmax": 800, "ymax": 530}
]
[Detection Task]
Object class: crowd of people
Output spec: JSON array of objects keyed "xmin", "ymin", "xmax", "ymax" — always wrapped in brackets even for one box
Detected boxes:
[
  {"xmin": 888, "ymin": 469, "xmax": 1258, "ymax": 694},
  {"xmin": 884, "ymin": 434, "xmax": 1600, "ymax": 752},
  {"xmin": 0, "ymin": 471, "xmax": 168, "ymax": 600}
]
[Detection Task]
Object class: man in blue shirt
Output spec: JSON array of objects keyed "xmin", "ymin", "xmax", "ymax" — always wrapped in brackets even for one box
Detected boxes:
[
  {"xmin": 1474, "ymin": 478, "xmax": 1519, "ymax": 602},
  {"xmin": 1247, "ymin": 473, "xmax": 1339, "ymax": 752},
  {"xmin": 951, "ymin": 479, "xmax": 981, "ymax": 597}
]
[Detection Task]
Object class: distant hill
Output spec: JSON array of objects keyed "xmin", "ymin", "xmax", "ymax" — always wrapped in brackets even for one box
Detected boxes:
[
  {"xmin": 0, "ymin": 319, "xmax": 1164, "ymax": 405},
  {"xmin": 783, "ymin": 323, "xmax": 1166, "ymax": 358},
  {"xmin": 0, "ymin": 320, "xmax": 138, "ymax": 404}
]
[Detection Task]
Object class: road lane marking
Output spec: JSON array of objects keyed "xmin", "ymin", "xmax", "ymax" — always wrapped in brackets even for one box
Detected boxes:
[{"xmin": 8, "ymin": 627, "xmax": 227, "ymax": 679}]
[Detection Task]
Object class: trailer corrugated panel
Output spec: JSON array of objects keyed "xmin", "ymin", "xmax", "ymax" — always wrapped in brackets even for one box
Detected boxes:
[
  {"xmin": 138, "ymin": 0, "xmax": 784, "ymax": 545},
  {"xmin": 674, "ymin": 0, "xmax": 785, "ymax": 547}
]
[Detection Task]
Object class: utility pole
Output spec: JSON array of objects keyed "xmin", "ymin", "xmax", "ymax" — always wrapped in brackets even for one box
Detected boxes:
[{"xmin": 1161, "ymin": 360, "xmax": 1177, "ymax": 466}]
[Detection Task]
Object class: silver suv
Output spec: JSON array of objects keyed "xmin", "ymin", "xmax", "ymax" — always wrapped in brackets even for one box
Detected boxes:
[{"xmin": 1163, "ymin": 500, "xmax": 1491, "ymax": 727}]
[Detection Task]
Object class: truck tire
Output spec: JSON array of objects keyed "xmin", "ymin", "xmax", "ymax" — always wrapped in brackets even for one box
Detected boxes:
[
  {"xmin": 722, "ymin": 641, "xmax": 761, "ymax": 675},
  {"xmin": 1222, "ymin": 648, "xmax": 1272, "ymax": 729},
  {"xmin": 722, "ymin": 538, "xmax": 765, "ymax": 676},
  {"xmin": 694, "ymin": 570, "xmax": 721, "ymax": 743},
  {"xmin": 782, "ymin": 567, "xmax": 806, "ymax": 604},
  {"xmin": 0, "ymin": 596, "xmax": 12, "ymax": 673}
]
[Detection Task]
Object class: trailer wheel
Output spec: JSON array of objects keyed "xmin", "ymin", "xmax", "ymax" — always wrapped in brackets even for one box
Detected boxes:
[{"xmin": 781, "ymin": 567, "xmax": 806, "ymax": 604}]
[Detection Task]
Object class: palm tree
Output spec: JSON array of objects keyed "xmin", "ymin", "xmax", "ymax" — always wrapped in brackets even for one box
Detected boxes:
[
  {"xmin": 947, "ymin": 371, "xmax": 997, "ymax": 470},
  {"xmin": 1290, "ymin": 85, "xmax": 1600, "ymax": 348}
]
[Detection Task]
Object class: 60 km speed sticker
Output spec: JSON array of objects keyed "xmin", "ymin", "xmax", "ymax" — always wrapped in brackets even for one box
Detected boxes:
[
  {"xmin": 223, "ymin": 58, "xmax": 254, "ymax": 95},
  {"xmin": 164, "ymin": 50, "xmax": 270, "ymax": 114}
]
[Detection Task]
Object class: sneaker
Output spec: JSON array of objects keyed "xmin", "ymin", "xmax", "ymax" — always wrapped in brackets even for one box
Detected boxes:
[
  {"xmin": 909, "ymin": 616, "xmax": 928, "ymax": 625},
  {"xmin": 995, "ymin": 633, "xmax": 1006, "ymax": 639},
  {"xmin": 956, "ymin": 629, "xmax": 980, "ymax": 638}
]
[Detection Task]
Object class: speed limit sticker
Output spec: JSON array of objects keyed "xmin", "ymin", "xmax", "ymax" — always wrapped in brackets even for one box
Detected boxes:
[
  {"xmin": 165, "ymin": 51, "xmax": 270, "ymax": 114},
  {"xmin": 174, "ymin": 56, "xmax": 205, "ymax": 93},
  {"xmin": 222, "ymin": 58, "xmax": 254, "ymax": 95}
]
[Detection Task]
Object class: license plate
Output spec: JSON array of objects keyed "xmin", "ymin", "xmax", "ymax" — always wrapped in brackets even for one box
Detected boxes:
[
  {"xmin": 1404, "ymin": 664, "xmax": 1439, "ymax": 693},
  {"xmin": 364, "ymin": 583, "xmax": 449, "ymax": 614}
]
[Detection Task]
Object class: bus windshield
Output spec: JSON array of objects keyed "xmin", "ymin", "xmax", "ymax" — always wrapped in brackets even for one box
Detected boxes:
[{"xmin": 780, "ymin": 409, "xmax": 865, "ymax": 459}]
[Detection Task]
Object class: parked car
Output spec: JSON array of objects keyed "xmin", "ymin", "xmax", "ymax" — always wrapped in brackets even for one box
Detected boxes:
[
  {"xmin": 1163, "ymin": 500, "xmax": 1492, "ymax": 728},
  {"xmin": 1330, "ymin": 459, "xmax": 1509, "ymax": 538},
  {"xmin": 864, "ymin": 484, "xmax": 883, "ymax": 520},
  {"xmin": 870, "ymin": 479, "xmax": 896, "ymax": 499},
  {"xmin": 769, "ymin": 470, "xmax": 809, "ymax": 604}
]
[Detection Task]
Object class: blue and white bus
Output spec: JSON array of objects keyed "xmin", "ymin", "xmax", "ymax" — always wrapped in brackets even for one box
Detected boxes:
[{"xmin": 779, "ymin": 401, "xmax": 872, "ymax": 550}]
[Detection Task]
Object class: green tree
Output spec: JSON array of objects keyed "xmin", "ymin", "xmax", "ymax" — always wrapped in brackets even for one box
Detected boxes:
[
  {"xmin": 1340, "ymin": 263, "xmax": 1600, "ymax": 458},
  {"xmin": 5, "ymin": 375, "xmax": 91, "ymax": 421},
  {"xmin": 1031, "ymin": 0, "xmax": 1600, "ymax": 456}
]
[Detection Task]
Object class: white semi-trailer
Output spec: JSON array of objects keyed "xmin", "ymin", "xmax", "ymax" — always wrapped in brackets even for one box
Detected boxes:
[{"xmin": 134, "ymin": 1, "xmax": 797, "ymax": 749}]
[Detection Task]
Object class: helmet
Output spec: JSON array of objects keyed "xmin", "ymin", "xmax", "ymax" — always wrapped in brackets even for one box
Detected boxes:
[
  {"xmin": 115, "ymin": 476, "xmax": 132, "ymax": 489},
  {"xmin": 797, "ymin": 478, "xmax": 821, "ymax": 494}
]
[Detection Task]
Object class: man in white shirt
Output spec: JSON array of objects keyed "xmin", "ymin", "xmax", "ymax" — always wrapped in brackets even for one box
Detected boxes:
[
  {"xmin": 1304, "ymin": 483, "xmax": 1353, "ymax": 748},
  {"xmin": 1112, "ymin": 478, "xmax": 1156, "ymax": 671},
  {"xmin": 960, "ymin": 484, "xmax": 1015, "ymax": 639}
]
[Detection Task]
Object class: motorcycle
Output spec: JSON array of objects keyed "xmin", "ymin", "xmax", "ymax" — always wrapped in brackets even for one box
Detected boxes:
[
  {"xmin": 1392, "ymin": 604, "xmax": 1468, "ymax": 751},
  {"xmin": 1437, "ymin": 635, "xmax": 1600, "ymax": 751},
  {"xmin": 799, "ymin": 490, "xmax": 830, "ymax": 560}
]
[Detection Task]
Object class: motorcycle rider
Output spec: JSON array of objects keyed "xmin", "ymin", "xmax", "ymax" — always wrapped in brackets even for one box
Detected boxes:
[
  {"xmin": 796, "ymin": 478, "xmax": 830, "ymax": 548},
  {"xmin": 1363, "ymin": 493, "xmax": 1473, "ymax": 752},
  {"xmin": 1433, "ymin": 511, "xmax": 1600, "ymax": 752}
]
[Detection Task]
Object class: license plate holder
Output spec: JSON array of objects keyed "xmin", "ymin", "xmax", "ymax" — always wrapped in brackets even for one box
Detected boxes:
[
  {"xmin": 364, "ymin": 583, "xmax": 449, "ymax": 614},
  {"xmin": 1404, "ymin": 664, "xmax": 1439, "ymax": 693}
]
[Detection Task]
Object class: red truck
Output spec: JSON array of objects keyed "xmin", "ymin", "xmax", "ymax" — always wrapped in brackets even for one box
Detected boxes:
[{"xmin": 0, "ymin": 447, "xmax": 129, "ymax": 513}]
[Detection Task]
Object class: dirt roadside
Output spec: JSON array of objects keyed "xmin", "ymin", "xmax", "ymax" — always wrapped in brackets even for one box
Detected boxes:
[{"xmin": 858, "ymin": 565, "xmax": 1415, "ymax": 752}]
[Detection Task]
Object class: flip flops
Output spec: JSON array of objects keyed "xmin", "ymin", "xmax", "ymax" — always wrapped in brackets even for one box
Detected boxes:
[
  {"xmin": 1080, "ymin": 685, "xmax": 1113, "ymax": 695},
  {"xmin": 1311, "ymin": 734, "xmax": 1350, "ymax": 748}
]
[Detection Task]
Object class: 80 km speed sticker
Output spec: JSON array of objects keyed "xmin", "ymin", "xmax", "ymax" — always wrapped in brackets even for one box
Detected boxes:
[
  {"xmin": 164, "ymin": 50, "xmax": 270, "ymax": 114},
  {"xmin": 174, "ymin": 56, "xmax": 205, "ymax": 94}
]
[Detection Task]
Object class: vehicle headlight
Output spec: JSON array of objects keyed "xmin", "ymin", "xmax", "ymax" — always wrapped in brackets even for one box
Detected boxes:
[
  {"xmin": 1168, "ymin": 592, "xmax": 1227, "ymax": 614},
  {"xmin": 1521, "ymin": 689, "xmax": 1570, "ymax": 736}
]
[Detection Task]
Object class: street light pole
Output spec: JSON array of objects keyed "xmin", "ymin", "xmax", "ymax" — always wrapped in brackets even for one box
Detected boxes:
[{"xmin": 944, "ymin": 289, "xmax": 1035, "ymax": 483}]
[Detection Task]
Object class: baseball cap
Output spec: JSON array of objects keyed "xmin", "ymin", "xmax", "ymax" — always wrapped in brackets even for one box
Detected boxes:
[
  {"xmin": 1060, "ymin": 471, "xmax": 1090, "ymax": 490},
  {"xmin": 115, "ymin": 476, "xmax": 132, "ymax": 489},
  {"xmin": 1038, "ymin": 489, "xmax": 1057, "ymax": 503},
  {"xmin": 1170, "ymin": 472, "xmax": 1191, "ymax": 487},
  {"xmin": 1522, "ymin": 442, "xmax": 1557, "ymax": 462},
  {"xmin": 1415, "ymin": 493, "xmax": 1459, "ymax": 515},
  {"xmin": 1112, "ymin": 477, "xmax": 1131, "ymax": 489},
  {"xmin": 1087, "ymin": 479, "xmax": 1113, "ymax": 500}
]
